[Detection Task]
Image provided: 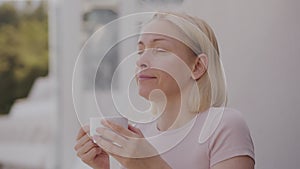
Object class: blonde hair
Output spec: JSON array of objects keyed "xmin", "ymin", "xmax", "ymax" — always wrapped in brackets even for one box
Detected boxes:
[{"xmin": 148, "ymin": 12, "xmax": 227, "ymax": 113}]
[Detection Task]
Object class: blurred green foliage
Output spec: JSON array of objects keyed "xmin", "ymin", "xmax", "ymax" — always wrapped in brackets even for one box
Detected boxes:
[{"xmin": 0, "ymin": 1, "xmax": 48, "ymax": 115}]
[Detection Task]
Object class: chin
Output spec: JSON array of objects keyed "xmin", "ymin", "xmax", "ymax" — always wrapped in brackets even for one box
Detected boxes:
[{"xmin": 138, "ymin": 89, "xmax": 151, "ymax": 100}]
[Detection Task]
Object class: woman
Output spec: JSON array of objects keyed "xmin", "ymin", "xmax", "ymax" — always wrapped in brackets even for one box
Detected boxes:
[{"xmin": 74, "ymin": 12, "xmax": 255, "ymax": 169}]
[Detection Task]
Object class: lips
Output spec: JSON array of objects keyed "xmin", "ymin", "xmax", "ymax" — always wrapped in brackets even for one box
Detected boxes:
[{"xmin": 137, "ymin": 74, "xmax": 157, "ymax": 81}]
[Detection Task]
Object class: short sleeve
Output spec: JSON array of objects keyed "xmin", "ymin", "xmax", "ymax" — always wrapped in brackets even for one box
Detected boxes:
[{"xmin": 208, "ymin": 109, "xmax": 255, "ymax": 167}]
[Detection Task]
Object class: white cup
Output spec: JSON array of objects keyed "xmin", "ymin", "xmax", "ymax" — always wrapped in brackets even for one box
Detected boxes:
[{"xmin": 90, "ymin": 116, "xmax": 128, "ymax": 138}]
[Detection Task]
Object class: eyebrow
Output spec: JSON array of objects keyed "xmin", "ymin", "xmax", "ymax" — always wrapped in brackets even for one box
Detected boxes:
[{"xmin": 138, "ymin": 38, "xmax": 170, "ymax": 45}]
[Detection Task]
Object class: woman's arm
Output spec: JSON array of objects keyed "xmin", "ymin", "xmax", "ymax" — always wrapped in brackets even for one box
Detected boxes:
[{"xmin": 211, "ymin": 156, "xmax": 254, "ymax": 169}]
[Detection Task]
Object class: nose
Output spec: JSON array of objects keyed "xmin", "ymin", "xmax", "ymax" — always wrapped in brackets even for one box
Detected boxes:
[{"xmin": 136, "ymin": 49, "xmax": 150, "ymax": 69}]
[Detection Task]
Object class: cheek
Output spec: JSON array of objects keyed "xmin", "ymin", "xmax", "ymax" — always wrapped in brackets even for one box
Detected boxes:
[
  {"xmin": 157, "ymin": 72, "xmax": 180, "ymax": 94},
  {"xmin": 138, "ymin": 54, "xmax": 192, "ymax": 93},
  {"xmin": 155, "ymin": 61, "xmax": 191, "ymax": 88}
]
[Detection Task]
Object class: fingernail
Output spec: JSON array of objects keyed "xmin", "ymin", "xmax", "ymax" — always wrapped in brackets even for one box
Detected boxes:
[
  {"xmin": 92, "ymin": 135, "xmax": 100, "ymax": 143},
  {"xmin": 96, "ymin": 127, "xmax": 103, "ymax": 133},
  {"xmin": 83, "ymin": 125, "xmax": 90, "ymax": 132}
]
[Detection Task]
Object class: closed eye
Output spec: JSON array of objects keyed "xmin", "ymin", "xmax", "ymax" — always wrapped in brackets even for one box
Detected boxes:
[
  {"xmin": 154, "ymin": 47, "xmax": 167, "ymax": 52},
  {"xmin": 137, "ymin": 47, "xmax": 168, "ymax": 56}
]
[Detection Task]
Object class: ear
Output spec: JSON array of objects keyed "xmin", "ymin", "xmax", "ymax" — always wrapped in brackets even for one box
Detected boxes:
[{"xmin": 191, "ymin": 53, "xmax": 208, "ymax": 81}]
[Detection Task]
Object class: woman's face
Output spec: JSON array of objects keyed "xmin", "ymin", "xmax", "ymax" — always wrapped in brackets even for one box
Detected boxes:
[{"xmin": 136, "ymin": 19, "xmax": 196, "ymax": 100}]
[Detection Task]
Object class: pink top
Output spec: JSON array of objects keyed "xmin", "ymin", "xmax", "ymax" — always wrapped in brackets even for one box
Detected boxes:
[{"xmin": 121, "ymin": 107, "xmax": 255, "ymax": 169}]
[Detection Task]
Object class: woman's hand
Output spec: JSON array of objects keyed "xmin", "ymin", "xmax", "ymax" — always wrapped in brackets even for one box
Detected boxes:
[
  {"xmin": 93, "ymin": 120, "xmax": 171, "ymax": 169},
  {"xmin": 74, "ymin": 125, "xmax": 110, "ymax": 169}
]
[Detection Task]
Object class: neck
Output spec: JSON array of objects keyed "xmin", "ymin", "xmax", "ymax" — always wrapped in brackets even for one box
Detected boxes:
[{"xmin": 155, "ymin": 90, "xmax": 197, "ymax": 131}]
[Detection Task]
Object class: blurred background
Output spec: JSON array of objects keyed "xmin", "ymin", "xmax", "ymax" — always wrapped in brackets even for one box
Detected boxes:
[{"xmin": 0, "ymin": 0, "xmax": 299, "ymax": 169}]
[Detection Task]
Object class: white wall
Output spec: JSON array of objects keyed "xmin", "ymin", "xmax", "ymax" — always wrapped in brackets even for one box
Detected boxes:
[{"xmin": 183, "ymin": 0, "xmax": 300, "ymax": 169}]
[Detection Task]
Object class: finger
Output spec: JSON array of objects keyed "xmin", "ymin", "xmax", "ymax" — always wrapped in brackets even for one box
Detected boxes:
[
  {"xmin": 76, "ymin": 125, "xmax": 90, "ymax": 140},
  {"xmin": 128, "ymin": 124, "xmax": 144, "ymax": 137},
  {"xmin": 102, "ymin": 120, "xmax": 137, "ymax": 138},
  {"xmin": 80, "ymin": 147, "xmax": 101, "ymax": 164},
  {"xmin": 74, "ymin": 134, "xmax": 91, "ymax": 151},
  {"xmin": 93, "ymin": 135, "xmax": 123, "ymax": 156},
  {"xmin": 76, "ymin": 140, "xmax": 98, "ymax": 157},
  {"xmin": 96, "ymin": 127, "xmax": 127, "ymax": 146}
]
